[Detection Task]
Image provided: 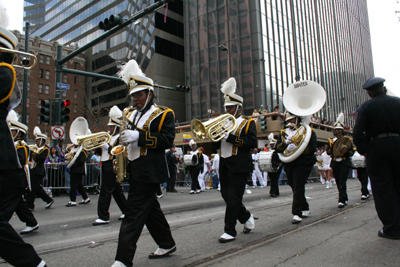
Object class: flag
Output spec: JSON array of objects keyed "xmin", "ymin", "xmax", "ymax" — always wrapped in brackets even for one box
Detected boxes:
[{"xmin": 183, "ymin": 134, "xmax": 192, "ymax": 143}]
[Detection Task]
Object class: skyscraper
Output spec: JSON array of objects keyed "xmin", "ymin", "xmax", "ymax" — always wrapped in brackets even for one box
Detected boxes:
[
  {"xmin": 184, "ymin": 0, "xmax": 373, "ymax": 126},
  {"xmin": 24, "ymin": 0, "xmax": 186, "ymax": 124}
]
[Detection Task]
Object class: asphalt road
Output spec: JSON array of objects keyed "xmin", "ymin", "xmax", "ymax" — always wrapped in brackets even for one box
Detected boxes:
[{"xmin": 3, "ymin": 179, "xmax": 398, "ymax": 267}]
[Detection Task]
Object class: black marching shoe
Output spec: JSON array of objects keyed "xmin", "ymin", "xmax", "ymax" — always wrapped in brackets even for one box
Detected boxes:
[
  {"xmin": 45, "ymin": 200, "xmax": 54, "ymax": 209},
  {"xmin": 378, "ymin": 229, "xmax": 400, "ymax": 240},
  {"xmin": 218, "ymin": 233, "xmax": 236, "ymax": 243},
  {"xmin": 148, "ymin": 246, "xmax": 177, "ymax": 259}
]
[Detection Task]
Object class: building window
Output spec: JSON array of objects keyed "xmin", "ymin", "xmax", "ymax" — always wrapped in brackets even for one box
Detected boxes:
[
  {"xmin": 74, "ymin": 76, "xmax": 78, "ymax": 85},
  {"xmin": 75, "ymin": 62, "xmax": 79, "ymax": 69},
  {"xmin": 38, "ymin": 83, "xmax": 43, "ymax": 93},
  {"xmin": 26, "ymin": 114, "xmax": 29, "ymax": 123},
  {"xmin": 74, "ymin": 89, "xmax": 77, "ymax": 99},
  {"xmin": 44, "ymin": 85, "xmax": 49, "ymax": 94},
  {"xmin": 45, "ymin": 70, "xmax": 50, "ymax": 80},
  {"xmin": 39, "ymin": 54, "xmax": 44, "ymax": 64},
  {"xmin": 63, "ymin": 74, "xmax": 67, "ymax": 83},
  {"xmin": 74, "ymin": 104, "xmax": 77, "ymax": 113},
  {"xmin": 46, "ymin": 56, "xmax": 51, "ymax": 65},
  {"xmin": 27, "ymin": 82, "xmax": 30, "ymax": 91},
  {"xmin": 62, "ymin": 91, "xmax": 67, "ymax": 97},
  {"xmin": 39, "ymin": 69, "xmax": 43, "ymax": 78},
  {"xmin": 37, "ymin": 115, "xmax": 40, "ymax": 124},
  {"xmin": 27, "ymin": 98, "xmax": 29, "ymax": 107}
]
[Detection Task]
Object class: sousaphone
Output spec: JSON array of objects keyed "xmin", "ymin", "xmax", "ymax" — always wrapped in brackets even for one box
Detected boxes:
[{"xmin": 278, "ymin": 80, "xmax": 326, "ymax": 163}]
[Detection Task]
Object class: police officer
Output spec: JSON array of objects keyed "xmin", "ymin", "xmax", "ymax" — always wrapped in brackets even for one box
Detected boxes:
[
  {"xmin": 211, "ymin": 77, "xmax": 257, "ymax": 243},
  {"xmin": 353, "ymin": 77, "xmax": 400, "ymax": 240},
  {"xmin": 327, "ymin": 113, "xmax": 354, "ymax": 208}
]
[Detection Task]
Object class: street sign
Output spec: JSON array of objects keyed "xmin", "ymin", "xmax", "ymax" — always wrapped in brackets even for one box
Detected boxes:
[
  {"xmin": 57, "ymin": 82, "xmax": 70, "ymax": 90},
  {"xmin": 51, "ymin": 126, "xmax": 65, "ymax": 140},
  {"xmin": 59, "ymin": 87, "xmax": 67, "ymax": 94}
]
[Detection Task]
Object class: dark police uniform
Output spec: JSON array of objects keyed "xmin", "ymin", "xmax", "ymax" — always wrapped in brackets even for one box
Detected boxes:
[
  {"xmin": 27, "ymin": 145, "xmax": 53, "ymax": 209},
  {"xmin": 96, "ymin": 134, "xmax": 126, "ymax": 222},
  {"xmin": 276, "ymin": 127, "xmax": 317, "ymax": 218},
  {"xmin": 212, "ymin": 114, "xmax": 257, "ymax": 237},
  {"xmin": 353, "ymin": 77, "xmax": 400, "ymax": 238},
  {"xmin": 327, "ymin": 136, "xmax": 354, "ymax": 206},
  {"xmin": 0, "ymin": 62, "xmax": 44, "ymax": 266},
  {"xmin": 115, "ymin": 102, "xmax": 176, "ymax": 266}
]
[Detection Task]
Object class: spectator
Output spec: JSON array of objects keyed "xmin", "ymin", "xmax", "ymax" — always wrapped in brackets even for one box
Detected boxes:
[{"xmin": 252, "ymin": 109, "xmax": 259, "ymax": 116}]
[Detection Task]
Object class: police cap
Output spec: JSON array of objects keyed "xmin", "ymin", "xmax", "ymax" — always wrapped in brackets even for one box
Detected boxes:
[{"xmin": 363, "ymin": 77, "xmax": 385, "ymax": 91}]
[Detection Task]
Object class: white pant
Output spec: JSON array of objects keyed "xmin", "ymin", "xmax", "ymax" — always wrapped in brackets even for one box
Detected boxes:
[
  {"xmin": 198, "ymin": 172, "xmax": 206, "ymax": 191},
  {"xmin": 252, "ymin": 167, "xmax": 264, "ymax": 186}
]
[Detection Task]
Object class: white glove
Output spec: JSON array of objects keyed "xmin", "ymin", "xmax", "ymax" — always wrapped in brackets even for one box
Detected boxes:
[
  {"xmin": 223, "ymin": 132, "xmax": 229, "ymax": 141},
  {"xmin": 287, "ymin": 143, "xmax": 297, "ymax": 152},
  {"xmin": 120, "ymin": 130, "xmax": 139, "ymax": 144},
  {"xmin": 285, "ymin": 135, "xmax": 293, "ymax": 144}
]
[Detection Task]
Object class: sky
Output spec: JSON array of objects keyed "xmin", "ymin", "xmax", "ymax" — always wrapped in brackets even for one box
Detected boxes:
[{"xmin": 1, "ymin": 0, "xmax": 400, "ymax": 97}]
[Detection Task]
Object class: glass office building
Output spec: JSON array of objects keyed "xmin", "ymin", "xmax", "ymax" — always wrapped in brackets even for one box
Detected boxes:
[
  {"xmin": 184, "ymin": 0, "xmax": 373, "ymax": 126},
  {"xmin": 24, "ymin": 0, "xmax": 186, "ymax": 123}
]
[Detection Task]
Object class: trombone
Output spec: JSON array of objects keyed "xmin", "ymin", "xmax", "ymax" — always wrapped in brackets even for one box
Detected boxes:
[{"xmin": 0, "ymin": 47, "xmax": 38, "ymax": 70}]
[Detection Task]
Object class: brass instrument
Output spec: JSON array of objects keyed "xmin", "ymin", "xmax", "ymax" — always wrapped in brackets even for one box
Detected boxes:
[
  {"xmin": 28, "ymin": 145, "xmax": 38, "ymax": 153},
  {"xmin": 76, "ymin": 132, "xmax": 111, "ymax": 151},
  {"xmin": 278, "ymin": 80, "xmax": 327, "ymax": 163},
  {"xmin": 0, "ymin": 47, "xmax": 38, "ymax": 70},
  {"xmin": 190, "ymin": 114, "xmax": 237, "ymax": 142},
  {"xmin": 332, "ymin": 137, "xmax": 352, "ymax": 158},
  {"xmin": 111, "ymin": 107, "xmax": 134, "ymax": 183}
]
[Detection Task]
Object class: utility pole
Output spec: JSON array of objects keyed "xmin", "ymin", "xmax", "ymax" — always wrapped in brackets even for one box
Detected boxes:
[{"xmin": 21, "ymin": 22, "xmax": 30, "ymax": 125}]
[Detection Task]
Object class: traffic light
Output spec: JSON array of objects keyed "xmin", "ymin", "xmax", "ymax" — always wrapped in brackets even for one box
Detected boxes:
[
  {"xmin": 259, "ymin": 115, "xmax": 267, "ymax": 133},
  {"xmin": 39, "ymin": 99, "xmax": 51, "ymax": 124},
  {"xmin": 175, "ymin": 85, "xmax": 190, "ymax": 92},
  {"xmin": 99, "ymin": 14, "xmax": 122, "ymax": 31},
  {"xmin": 60, "ymin": 99, "xmax": 71, "ymax": 123}
]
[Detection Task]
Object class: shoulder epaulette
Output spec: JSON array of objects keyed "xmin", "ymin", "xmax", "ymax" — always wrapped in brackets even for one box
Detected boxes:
[{"xmin": 155, "ymin": 104, "xmax": 169, "ymax": 110}]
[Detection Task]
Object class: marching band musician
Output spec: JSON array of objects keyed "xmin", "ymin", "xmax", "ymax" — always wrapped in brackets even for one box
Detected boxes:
[
  {"xmin": 251, "ymin": 148, "xmax": 265, "ymax": 188},
  {"xmin": 27, "ymin": 126, "xmax": 54, "ymax": 211},
  {"xmin": 327, "ymin": 113, "xmax": 354, "ymax": 208},
  {"xmin": 187, "ymin": 139, "xmax": 204, "ymax": 194},
  {"xmin": 275, "ymin": 111, "xmax": 317, "ymax": 224},
  {"xmin": 111, "ymin": 59, "xmax": 176, "ymax": 267},
  {"xmin": 0, "ymin": 11, "xmax": 47, "ymax": 265},
  {"xmin": 93, "ymin": 106, "xmax": 127, "ymax": 226},
  {"xmin": 65, "ymin": 141, "xmax": 90, "ymax": 207},
  {"xmin": 5, "ymin": 111, "xmax": 40, "ymax": 234},
  {"xmin": 267, "ymin": 133, "xmax": 282, "ymax": 198},
  {"xmin": 211, "ymin": 77, "xmax": 256, "ymax": 243}
]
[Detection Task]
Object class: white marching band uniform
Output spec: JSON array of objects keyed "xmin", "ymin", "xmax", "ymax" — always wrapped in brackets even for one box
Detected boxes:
[{"xmin": 252, "ymin": 151, "xmax": 264, "ymax": 187}]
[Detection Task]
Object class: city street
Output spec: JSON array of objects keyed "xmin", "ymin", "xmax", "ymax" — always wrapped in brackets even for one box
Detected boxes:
[{"xmin": 3, "ymin": 179, "xmax": 398, "ymax": 267}]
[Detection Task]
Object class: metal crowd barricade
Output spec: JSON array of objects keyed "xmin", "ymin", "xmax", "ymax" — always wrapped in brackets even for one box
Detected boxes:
[{"xmin": 43, "ymin": 163, "xmax": 102, "ymax": 194}]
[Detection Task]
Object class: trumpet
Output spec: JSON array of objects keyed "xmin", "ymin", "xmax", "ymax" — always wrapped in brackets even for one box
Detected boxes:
[
  {"xmin": 0, "ymin": 47, "xmax": 38, "ymax": 70},
  {"xmin": 77, "ymin": 132, "xmax": 111, "ymax": 151}
]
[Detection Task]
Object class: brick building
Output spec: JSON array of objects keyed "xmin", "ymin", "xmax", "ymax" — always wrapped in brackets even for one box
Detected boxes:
[{"xmin": 12, "ymin": 30, "xmax": 86, "ymax": 144}]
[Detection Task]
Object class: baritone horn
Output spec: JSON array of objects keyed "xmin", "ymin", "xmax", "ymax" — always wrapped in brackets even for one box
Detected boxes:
[
  {"xmin": 190, "ymin": 114, "xmax": 237, "ymax": 142},
  {"xmin": 0, "ymin": 47, "xmax": 38, "ymax": 70}
]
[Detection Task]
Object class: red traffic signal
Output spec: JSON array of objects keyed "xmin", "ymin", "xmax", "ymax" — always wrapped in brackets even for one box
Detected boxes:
[{"xmin": 62, "ymin": 100, "xmax": 71, "ymax": 107}]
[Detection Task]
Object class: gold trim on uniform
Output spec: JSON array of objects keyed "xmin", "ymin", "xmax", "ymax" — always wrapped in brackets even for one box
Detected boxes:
[{"xmin": 0, "ymin": 63, "xmax": 16, "ymax": 104}]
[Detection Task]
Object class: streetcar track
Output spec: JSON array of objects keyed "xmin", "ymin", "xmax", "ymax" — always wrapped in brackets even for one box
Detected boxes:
[{"xmin": 0, "ymin": 185, "xmax": 365, "ymax": 265}]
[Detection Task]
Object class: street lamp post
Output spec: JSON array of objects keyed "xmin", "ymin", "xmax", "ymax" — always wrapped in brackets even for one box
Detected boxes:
[{"xmin": 219, "ymin": 45, "xmax": 230, "ymax": 77}]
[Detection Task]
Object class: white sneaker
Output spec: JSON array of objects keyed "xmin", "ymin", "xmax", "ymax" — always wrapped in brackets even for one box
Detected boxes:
[
  {"xmin": 79, "ymin": 198, "xmax": 90, "ymax": 204},
  {"xmin": 338, "ymin": 202, "xmax": 345, "ymax": 208},
  {"xmin": 243, "ymin": 214, "xmax": 255, "ymax": 233},
  {"xmin": 20, "ymin": 224, "xmax": 39, "ymax": 234},
  {"xmin": 253, "ymin": 185, "xmax": 256, "ymax": 189},
  {"xmin": 118, "ymin": 214, "xmax": 125, "ymax": 220},
  {"xmin": 157, "ymin": 194, "xmax": 163, "ymax": 199},
  {"xmin": 196, "ymin": 189, "xmax": 201, "ymax": 193},
  {"xmin": 292, "ymin": 215, "xmax": 302, "ymax": 224},
  {"xmin": 190, "ymin": 190, "xmax": 195, "ymax": 194},
  {"xmin": 92, "ymin": 219, "xmax": 109, "ymax": 226},
  {"xmin": 326, "ymin": 183, "xmax": 330, "ymax": 189},
  {"xmin": 246, "ymin": 189, "xmax": 252, "ymax": 194},
  {"xmin": 219, "ymin": 233, "xmax": 235, "ymax": 243},
  {"xmin": 111, "ymin": 261, "xmax": 127, "ymax": 267},
  {"xmin": 65, "ymin": 201, "xmax": 77, "ymax": 207},
  {"xmin": 301, "ymin": 210, "xmax": 310, "ymax": 218}
]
